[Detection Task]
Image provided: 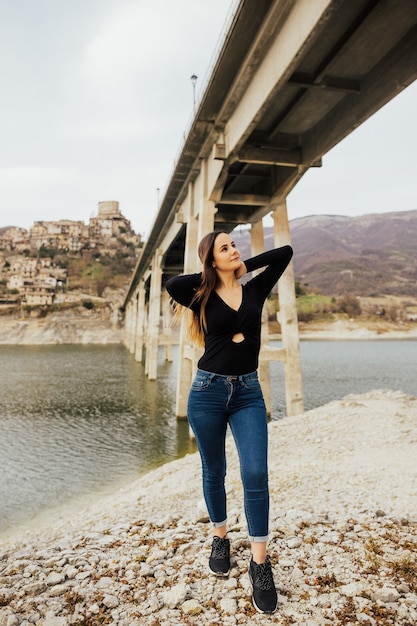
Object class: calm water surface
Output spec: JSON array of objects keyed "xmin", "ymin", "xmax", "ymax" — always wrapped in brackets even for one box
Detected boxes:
[
  {"xmin": 0, "ymin": 345, "xmax": 195, "ymax": 537},
  {"xmin": 0, "ymin": 340, "xmax": 416, "ymax": 537},
  {"xmin": 271, "ymin": 338, "xmax": 417, "ymax": 415}
]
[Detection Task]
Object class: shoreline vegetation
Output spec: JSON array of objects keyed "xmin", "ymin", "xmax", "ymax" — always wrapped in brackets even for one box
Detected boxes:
[{"xmin": 1, "ymin": 389, "xmax": 416, "ymax": 625}]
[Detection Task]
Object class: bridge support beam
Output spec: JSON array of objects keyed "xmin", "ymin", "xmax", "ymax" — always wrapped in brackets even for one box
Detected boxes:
[
  {"xmin": 145, "ymin": 249, "xmax": 162, "ymax": 380},
  {"xmin": 134, "ymin": 279, "xmax": 146, "ymax": 363},
  {"xmin": 176, "ymin": 185, "xmax": 200, "ymax": 417},
  {"xmin": 125, "ymin": 298, "xmax": 137, "ymax": 355},
  {"xmin": 272, "ymin": 200, "xmax": 304, "ymax": 416},
  {"xmin": 175, "ymin": 185, "xmax": 216, "ymax": 417},
  {"xmin": 250, "ymin": 220, "xmax": 271, "ymax": 415},
  {"xmin": 162, "ymin": 290, "xmax": 173, "ymax": 363}
]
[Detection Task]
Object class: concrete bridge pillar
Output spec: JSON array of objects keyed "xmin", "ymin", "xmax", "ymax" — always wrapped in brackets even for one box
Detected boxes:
[
  {"xmin": 176, "ymin": 317, "xmax": 193, "ymax": 418},
  {"xmin": 162, "ymin": 290, "xmax": 173, "ymax": 363},
  {"xmin": 271, "ymin": 200, "xmax": 304, "ymax": 416},
  {"xmin": 134, "ymin": 279, "xmax": 146, "ymax": 363},
  {"xmin": 124, "ymin": 300, "xmax": 131, "ymax": 351},
  {"xmin": 125, "ymin": 298, "xmax": 136, "ymax": 354},
  {"xmin": 249, "ymin": 220, "xmax": 271, "ymax": 415},
  {"xmin": 175, "ymin": 185, "xmax": 216, "ymax": 417},
  {"xmin": 131, "ymin": 295, "xmax": 139, "ymax": 355},
  {"xmin": 197, "ymin": 199, "xmax": 218, "ymax": 243},
  {"xmin": 176, "ymin": 186, "xmax": 199, "ymax": 417},
  {"xmin": 145, "ymin": 249, "xmax": 162, "ymax": 381}
]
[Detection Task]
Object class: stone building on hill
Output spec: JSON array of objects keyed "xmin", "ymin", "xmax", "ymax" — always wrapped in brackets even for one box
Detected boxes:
[
  {"xmin": 29, "ymin": 220, "xmax": 89, "ymax": 252},
  {"xmin": 89, "ymin": 201, "xmax": 133, "ymax": 239},
  {"xmin": 27, "ymin": 201, "xmax": 137, "ymax": 252},
  {"xmin": 0, "ymin": 201, "xmax": 141, "ymax": 305}
]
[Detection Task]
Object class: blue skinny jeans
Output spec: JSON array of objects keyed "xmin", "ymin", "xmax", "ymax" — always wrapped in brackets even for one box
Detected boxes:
[{"xmin": 187, "ymin": 368, "xmax": 269, "ymax": 542}]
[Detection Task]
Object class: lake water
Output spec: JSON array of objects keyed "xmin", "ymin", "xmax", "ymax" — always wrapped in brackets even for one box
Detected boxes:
[{"xmin": 0, "ymin": 340, "xmax": 416, "ymax": 538}]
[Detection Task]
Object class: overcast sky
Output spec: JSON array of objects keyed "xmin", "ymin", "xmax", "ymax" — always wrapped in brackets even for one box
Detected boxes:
[{"xmin": 1, "ymin": 0, "xmax": 416, "ymax": 238}]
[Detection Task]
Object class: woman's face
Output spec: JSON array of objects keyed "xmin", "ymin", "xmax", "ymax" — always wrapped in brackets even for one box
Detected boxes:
[{"xmin": 212, "ymin": 232, "xmax": 241, "ymax": 273}]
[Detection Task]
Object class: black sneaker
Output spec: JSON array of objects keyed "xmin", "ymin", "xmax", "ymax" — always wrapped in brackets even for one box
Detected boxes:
[
  {"xmin": 209, "ymin": 536, "xmax": 230, "ymax": 576},
  {"xmin": 249, "ymin": 555, "xmax": 278, "ymax": 614}
]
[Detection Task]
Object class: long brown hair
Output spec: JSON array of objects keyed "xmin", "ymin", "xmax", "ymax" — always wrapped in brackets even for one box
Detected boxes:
[{"xmin": 174, "ymin": 231, "xmax": 226, "ymax": 347}]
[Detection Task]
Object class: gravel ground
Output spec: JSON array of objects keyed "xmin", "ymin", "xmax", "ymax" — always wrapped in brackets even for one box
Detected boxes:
[{"xmin": 1, "ymin": 388, "xmax": 416, "ymax": 625}]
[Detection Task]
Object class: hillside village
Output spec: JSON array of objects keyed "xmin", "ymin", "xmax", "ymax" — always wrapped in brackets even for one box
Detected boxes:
[{"xmin": 0, "ymin": 202, "xmax": 142, "ymax": 307}]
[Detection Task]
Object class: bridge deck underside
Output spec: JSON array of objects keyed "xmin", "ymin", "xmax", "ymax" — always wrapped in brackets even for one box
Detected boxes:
[{"xmin": 125, "ymin": 0, "xmax": 417, "ymax": 301}]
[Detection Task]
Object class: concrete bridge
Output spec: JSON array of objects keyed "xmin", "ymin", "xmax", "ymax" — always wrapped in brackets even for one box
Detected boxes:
[{"xmin": 122, "ymin": 0, "xmax": 417, "ymax": 418}]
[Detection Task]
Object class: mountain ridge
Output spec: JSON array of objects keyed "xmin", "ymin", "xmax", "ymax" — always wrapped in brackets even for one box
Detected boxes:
[{"xmin": 233, "ymin": 209, "xmax": 417, "ymax": 297}]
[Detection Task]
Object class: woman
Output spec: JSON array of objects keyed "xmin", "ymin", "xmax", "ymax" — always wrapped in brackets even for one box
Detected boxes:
[{"xmin": 166, "ymin": 230, "xmax": 293, "ymax": 614}]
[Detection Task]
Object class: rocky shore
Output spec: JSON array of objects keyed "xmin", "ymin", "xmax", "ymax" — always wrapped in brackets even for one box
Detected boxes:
[
  {"xmin": 0, "ymin": 313, "xmax": 416, "ymax": 345},
  {"xmin": 0, "ymin": 316, "xmax": 122, "ymax": 345},
  {"xmin": 297, "ymin": 319, "xmax": 417, "ymax": 341},
  {"xmin": 1, "ymin": 389, "xmax": 416, "ymax": 626}
]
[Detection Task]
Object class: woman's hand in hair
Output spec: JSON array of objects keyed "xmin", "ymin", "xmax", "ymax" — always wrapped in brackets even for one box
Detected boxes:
[{"xmin": 235, "ymin": 261, "xmax": 247, "ymax": 280}]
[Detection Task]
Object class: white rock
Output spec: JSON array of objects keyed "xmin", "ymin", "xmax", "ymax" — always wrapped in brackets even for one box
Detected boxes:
[
  {"xmin": 317, "ymin": 594, "xmax": 331, "ymax": 608},
  {"xmin": 63, "ymin": 566, "xmax": 78, "ymax": 579},
  {"xmin": 224, "ymin": 578, "xmax": 238, "ymax": 590},
  {"xmin": 162, "ymin": 582, "xmax": 188, "ymax": 609},
  {"xmin": 124, "ymin": 569, "xmax": 136, "ymax": 580},
  {"xmin": 49, "ymin": 584, "xmax": 67, "ymax": 597},
  {"xmin": 340, "ymin": 582, "xmax": 364, "ymax": 597},
  {"xmin": 146, "ymin": 549, "xmax": 167, "ymax": 564},
  {"xmin": 140, "ymin": 562, "xmax": 153, "ymax": 576},
  {"xmin": 220, "ymin": 598, "xmax": 237, "ymax": 615},
  {"xmin": 194, "ymin": 498, "xmax": 210, "ymax": 523},
  {"xmin": 23, "ymin": 582, "xmax": 47, "ymax": 595},
  {"xmin": 45, "ymin": 572, "xmax": 65, "ymax": 586},
  {"xmin": 155, "ymin": 574, "xmax": 167, "ymax": 587},
  {"xmin": 321, "ymin": 531, "xmax": 340, "ymax": 544},
  {"xmin": 290, "ymin": 566, "xmax": 304, "ymax": 580},
  {"xmin": 102, "ymin": 595, "xmax": 119, "ymax": 609},
  {"xmin": 372, "ymin": 586, "xmax": 400, "ymax": 603},
  {"xmin": 282, "ymin": 607, "xmax": 304, "ymax": 620},
  {"xmin": 357, "ymin": 613, "xmax": 376, "ymax": 625},
  {"xmin": 96, "ymin": 576, "xmax": 114, "ymax": 589},
  {"xmin": 147, "ymin": 598, "xmax": 160, "ymax": 613},
  {"xmin": 181, "ymin": 599, "xmax": 204, "ymax": 615}
]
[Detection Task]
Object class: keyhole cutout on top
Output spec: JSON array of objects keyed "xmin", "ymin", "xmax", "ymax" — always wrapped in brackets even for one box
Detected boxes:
[{"xmin": 232, "ymin": 332, "xmax": 245, "ymax": 343}]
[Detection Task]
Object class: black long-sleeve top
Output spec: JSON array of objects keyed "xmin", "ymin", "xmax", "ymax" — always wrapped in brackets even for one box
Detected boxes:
[{"xmin": 166, "ymin": 245, "xmax": 293, "ymax": 375}]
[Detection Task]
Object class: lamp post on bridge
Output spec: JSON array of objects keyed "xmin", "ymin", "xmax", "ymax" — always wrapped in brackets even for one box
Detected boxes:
[{"xmin": 190, "ymin": 74, "xmax": 198, "ymax": 113}]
